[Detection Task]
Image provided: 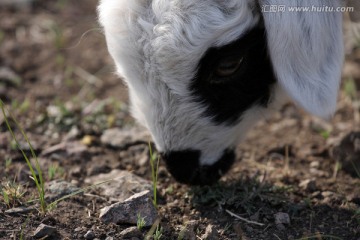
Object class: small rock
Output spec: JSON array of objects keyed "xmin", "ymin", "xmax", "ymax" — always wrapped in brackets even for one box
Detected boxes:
[
  {"xmin": 274, "ymin": 212, "xmax": 290, "ymax": 225},
  {"xmin": 105, "ymin": 237, "xmax": 114, "ymax": 240},
  {"xmin": 310, "ymin": 161, "xmax": 320, "ymax": 168},
  {"xmin": 64, "ymin": 126, "xmax": 80, "ymax": 141},
  {"xmin": 84, "ymin": 230, "xmax": 95, "ymax": 240},
  {"xmin": 201, "ymin": 224, "xmax": 219, "ymax": 240},
  {"xmin": 41, "ymin": 141, "xmax": 87, "ymax": 159},
  {"xmin": 69, "ymin": 166, "xmax": 82, "ymax": 178},
  {"xmin": 100, "ymin": 128, "xmax": 150, "ymax": 149},
  {"xmin": 299, "ymin": 179, "xmax": 317, "ymax": 192},
  {"xmin": 332, "ymin": 131, "xmax": 360, "ymax": 177},
  {"xmin": 99, "ymin": 190, "xmax": 158, "ymax": 226},
  {"xmin": 274, "ymin": 212, "xmax": 290, "ymax": 231},
  {"xmin": 119, "ymin": 227, "xmax": 143, "ymax": 239},
  {"xmin": 0, "ymin": 67, "xmax": 21, "ymax": 86},
  {"xmin": 46, "ymin": 105, "xmax": 62, "ymax": 118},
  {"xmin": 321, "ymin": 191, "xmax": 335, "ymax": 198},
  {"xmin": 85, "ymin": 169, "xmax": 152, "ymax": 202},
  {"xmin": 46, "ymin": 179, "xmax": 80, "ymax": 201},
  {"xmin": 32, "ymin": 223, "xmax": 57, "ymax": 239},
  {"xmin": 5, "ymin": 206, "xmax": 36, "ymax": 215},
  {"xmin": 309, "ymin": 168, "xmax": 328, "ymax": 177}
]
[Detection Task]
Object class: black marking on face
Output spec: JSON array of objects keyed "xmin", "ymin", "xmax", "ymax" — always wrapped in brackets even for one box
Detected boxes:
[
  {"xmin": 190, "ymin": 26, "xmax": 276, "ymax": 125},
  {"xmin": 161, "ymin": 149, "xmax": 235, "ymax": 185}
]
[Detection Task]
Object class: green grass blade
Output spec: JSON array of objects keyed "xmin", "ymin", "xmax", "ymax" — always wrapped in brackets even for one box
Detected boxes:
[{"xmin": 0, "ymin": 99, "xmax": 46, "ymax": 212}]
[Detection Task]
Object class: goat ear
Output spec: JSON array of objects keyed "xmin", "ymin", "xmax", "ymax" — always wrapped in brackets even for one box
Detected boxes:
[{"xmin": 260, "ymin": 0, "xmax": 344, "ymax": 119}]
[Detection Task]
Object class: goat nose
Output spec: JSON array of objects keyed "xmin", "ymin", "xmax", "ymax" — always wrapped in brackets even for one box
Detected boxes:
[{"xmin": 161, "ymin": 149, "xmax": 235, "ymax": 185}]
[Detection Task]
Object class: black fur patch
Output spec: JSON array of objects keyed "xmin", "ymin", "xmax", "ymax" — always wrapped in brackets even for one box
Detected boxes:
[
  {"xmin": 162, "ymin": 149, "xmax": 235, "ymax": 185},
  {"xmin": 190, "ymin": 26, "xmax": 276, "ymax": 125}
]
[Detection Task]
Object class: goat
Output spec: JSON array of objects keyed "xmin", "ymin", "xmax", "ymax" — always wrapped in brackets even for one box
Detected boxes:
[{"xmin": 98, "ymin": 0, "xmax": 345, "ymax": 185}]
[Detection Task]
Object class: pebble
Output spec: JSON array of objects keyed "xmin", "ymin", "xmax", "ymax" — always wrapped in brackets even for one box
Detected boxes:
[
  {"xmin": 46, "ymin": 179, "xmax": 80, "ymax": 201},
  {"xmin": 100, "ymin": 127, "xmax": 150, "ymax": 149},
  {"xmin": 119, "ymin": 226, "xmax": 143, "ymax": 239},
  {"xmin": 5, "ymin": 206, "xmax": 36, "ymax": 215},
  {"xmin": 84, "ymin": 230, "xmax": 95, "ymax": 240},
  {"xmin": 309, "ymin": 161, "xmax": 320, "ymax": 168},
  {"xmin": 274, "ymin": 212, "xmax": 290, "ymax": 225},
  {"xmin": 41, "ymin": 141, "xmax": 87, "ymax": 158},
  {"xmin": 201, "ymin": 224, "xmax": 219, "ymax": 240},
  {"xmin": 99, "ymin": 190, "xmax": 158, "ymax": 226},
  {"xmin": 85, "ymin": 169, "xmax": 152, "ymax": 202},
  {"xmin": 274, "ymin": 212, "xmax": 290, "ymax": 231},
  {"xmin": 32, "ymin": 223, "xmax": 57, "ymax": 239}
]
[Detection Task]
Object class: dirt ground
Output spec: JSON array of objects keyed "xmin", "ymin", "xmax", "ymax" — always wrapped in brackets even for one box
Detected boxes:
[{"xmin": 1, "ymin": 1, "xmax": 360, "ymax": 240}]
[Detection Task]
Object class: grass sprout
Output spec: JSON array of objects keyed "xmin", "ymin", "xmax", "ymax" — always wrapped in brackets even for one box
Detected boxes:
[
  {"xmin": 153, "ymin": 225, "xmax": 163, "ymax": 240},
  {"xmin": 343, "ymin": 77, "xmax": 358, "ymax": 100},
  {"xmin": 1, "ymin": 99, "xmax": 46, "ymax": 213},
  {"xmin": 1, "ymin": 181, "xmax": 26, "ymax": 208},
  {"xmin": 48, "ymin": 163, "xmax": 65, "ymax": 180},
  {"xmin": 5, "ymin": 158, "xmax": 12, "ymax": 169},
  {"xmin": 137, "ymin": 213, "xmax": 146, "ymax": 230},
  {"xmin": 149, "ymin": 142, "xmax": 160, "ymax": 207}
]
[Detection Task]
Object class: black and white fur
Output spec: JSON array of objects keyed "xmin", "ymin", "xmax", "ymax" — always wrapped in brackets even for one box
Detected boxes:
[{"xmin": 98, "ymin": 0, "xmax": 344, "ymax": 185}]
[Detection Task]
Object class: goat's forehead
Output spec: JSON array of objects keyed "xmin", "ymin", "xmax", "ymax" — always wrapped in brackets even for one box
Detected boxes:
[
  {"xmin": 148, "ymin": 0, "xmax": 258, "ymax": 49},
  {"xmin": 99, "ymin": 0, "xmax": 258, "ymax": 76}
]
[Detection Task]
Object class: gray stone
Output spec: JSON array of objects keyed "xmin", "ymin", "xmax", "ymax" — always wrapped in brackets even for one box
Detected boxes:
[
  {"xmin": 201, "ymin": 224, "xmax": 219, "ymax": 240},
  {"xmin": 85, "ymin": 169, "xmax": 152, "ymax": 202},
  {"xmin": 32, "ymin": 223, "xmax": 57, "ymax": 239},
  {"xmin": 100, "ymin": 128, "xmax": 150, "ymax": 148},
  {"xmin": 274, "ymin": 212, "xmax": 290, "ymax": 225},
  {"xmin": 84, "ymin": 230, "xmax": 95, "ymax": 240},
  {"xmin": 5, "ymin": 206, "xmax": 36, "ymax": 215},
  {"xmin": 41, "ymin": 141, "xmax": 87, "ymax": 158},
  {"xmin": 46, "ymin": 179, "xmax": 80, "ymax": 201},
  {"xmin": 119, "ymin": 227, "xmax": 143, "ymax": 239},
  {"xmin": 99, "ymin": 190, "xmax": 158, "ymax": 227}
]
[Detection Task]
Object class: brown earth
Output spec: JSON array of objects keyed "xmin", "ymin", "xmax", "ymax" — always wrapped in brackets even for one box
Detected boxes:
[{"xmin": 1, "ymin": 1, "xmax": 360, "ymax": 240}]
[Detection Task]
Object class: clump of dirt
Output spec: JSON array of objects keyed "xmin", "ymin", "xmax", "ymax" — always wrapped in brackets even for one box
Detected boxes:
[{"xmin": 1, "ymin": 1, "xmax": 360, "ymax": 240}]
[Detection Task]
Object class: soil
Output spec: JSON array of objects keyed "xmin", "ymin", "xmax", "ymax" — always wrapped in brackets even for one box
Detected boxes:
[{"xmin": 1, "ymin": 1, "xmax": 360, "ymax": 240}]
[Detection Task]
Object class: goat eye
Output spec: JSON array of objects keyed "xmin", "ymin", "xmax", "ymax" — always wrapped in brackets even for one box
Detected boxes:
[{"xmin": 215, "ymin": 57, "xmax": 244, "ymax": 77}]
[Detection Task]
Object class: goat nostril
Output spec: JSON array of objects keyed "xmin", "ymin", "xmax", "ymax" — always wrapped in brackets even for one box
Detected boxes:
[{"xmin": 162, "ymin": 149, "xmax": 235, "ymax": 185}]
